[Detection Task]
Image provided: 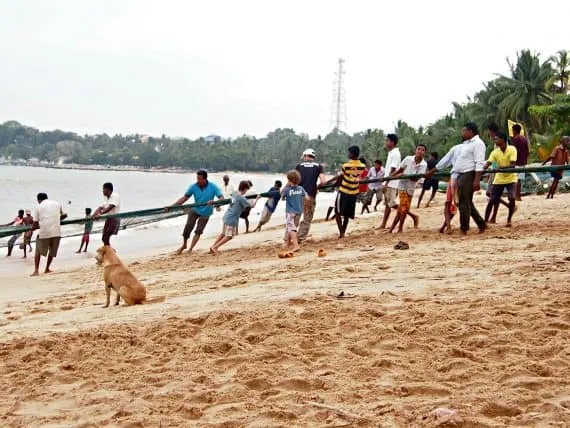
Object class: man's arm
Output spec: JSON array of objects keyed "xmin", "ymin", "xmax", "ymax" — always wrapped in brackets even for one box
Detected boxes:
[
  {"xmin": 60, "ymin": 207, "xmax": 68, "ymax": 221},
  {"xmin": 0, "ymin": 219, "xmax": 15, "ymax": 227},
  {"xmin": 473, "ymin": 142, "xmax": 486, "ymax": 191}
]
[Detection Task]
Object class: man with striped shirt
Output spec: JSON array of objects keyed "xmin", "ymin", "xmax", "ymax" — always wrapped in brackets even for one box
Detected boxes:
[{"xmin": 335, "ymin": 145, "xmax": 366, "ymax": 238}]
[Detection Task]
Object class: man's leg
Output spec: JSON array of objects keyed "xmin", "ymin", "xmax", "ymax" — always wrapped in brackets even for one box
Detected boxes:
[
  {"xmin": 515, "ymin": 180, "xmax": 522, "ymax": 201},
  {"xmin": 470, "ymin": 198, "xmax": 486, "ymax": 232},
  {"xmin": 506, "ymin": 184, "xmax": 516, "ymax": 226},
  {"xmin": 416, "ymin": 188, "xmax": 426, "ymax": 208},
  {"xmin": 550, "ymin": 178, "xmax": 560, "ymax": 198},
  {"xmin": 31, "ymin": 253, "xmax": 41, "ymax": 276},
  {"xmin": 45, "ymin": 255, "xmax": 54, "ymax": 273},
  {"xmin": 457, "ymin": 172, "xmax": 473, "ymax": 233},
  {"xmin": 189, "ymin": 216, "xmax": 209, "ymax": 252},
  {"xmin": 244, "ymin": 216, "xmax": 250, "ymax": 233},
  {"xmin": 178, "ymin": 212, "xmax": 197, "ymax": 254},
  {"xmin": 335, "ymin": 213, "xmax": 343, "ymax": 235},
  {"xmin": 325, "ymin": 206, "xmax": 334, "ymax": 221},
  {"xmin": 297, "ymin": 196, "xmax": 315, "ymax": 241},
  {"xmin": 426, "ymin": 185, "xmax": 437, "ymax": 207},
  {"xmin": 388, "ymin": 212, "xmax": 400, "ymax": 233},
  {"xmin": 7, "ymin": 235, "xmax": 17, "ymax": 256},
  {"xmin": 341, "ymin": 216, "xmax": 350, "ymax": 236}
]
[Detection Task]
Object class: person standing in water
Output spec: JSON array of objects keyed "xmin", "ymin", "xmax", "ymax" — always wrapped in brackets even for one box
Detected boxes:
[
  {"xmin": 2, "ymin": 209, "xmax": 24, "ymax": 257},
  {"xmin": 76, "ymin": 208, "xmax": 94, "ymax": 253}
]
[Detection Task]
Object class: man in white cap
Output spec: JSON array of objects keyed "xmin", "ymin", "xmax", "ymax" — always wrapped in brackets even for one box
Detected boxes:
[{"xmin": 295, "ymin": 148, "xmax": 326, "ymax": 242}]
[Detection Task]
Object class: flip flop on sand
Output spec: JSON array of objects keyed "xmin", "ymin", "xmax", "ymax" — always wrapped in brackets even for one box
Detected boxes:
[
  {"xmin": 360, "ymin": 245, "xmax": 375, "ymax": 252},
  {"xmin": 327, "ymin": 291, "xmax": 357, "ymax": 299},
  {"xmin": 394, "ymin": 241, "xmax": 410, "ymax": 250}
]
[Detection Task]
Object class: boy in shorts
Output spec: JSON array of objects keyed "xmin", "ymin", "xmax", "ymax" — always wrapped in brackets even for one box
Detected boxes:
[
  {"xmin": 543, "ymin": 136, "xmax": 569, "ymax": 199},
  {"xmin": 388, "ymin": 144, "xmax": 427, "ymax": 233},
  {"xmin": 210, "ymin": 181, "xmax": 251, "ymax": 255},
  {"xmin": 76, "ymin": 208, "xmax": 93, "ymax": 253},
  {"xmin": 254, "ymin": 180, "xmax": 282, "ymax": 232},
  {"xmin": 281, "ymin": 170, "xmax": 309, "ymax": 252}
]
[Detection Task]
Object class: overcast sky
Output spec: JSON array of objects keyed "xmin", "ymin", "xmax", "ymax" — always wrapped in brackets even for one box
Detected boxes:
[{"xmin": 0, "ymin": 0, "xmax": 567, "ymax": 139}]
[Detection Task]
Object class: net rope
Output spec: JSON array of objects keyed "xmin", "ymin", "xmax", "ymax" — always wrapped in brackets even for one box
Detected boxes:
[{"xmin": 0, "ymin": 164, "xmax": 568, "ymax": 245}]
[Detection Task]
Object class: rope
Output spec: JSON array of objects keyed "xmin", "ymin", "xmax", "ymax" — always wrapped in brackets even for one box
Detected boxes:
[
  {"xmin": 0, "ymin": 191, "xmax": 279, "ymax": 240},
  {"xmin": 0, "ymin": 164, "xmax": 568, "ymax": 241}
]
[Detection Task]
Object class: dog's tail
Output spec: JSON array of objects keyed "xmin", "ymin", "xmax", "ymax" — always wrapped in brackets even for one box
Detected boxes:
[{"xmin": 142, "ymin": 296, "xmax": 166, "ymax": 305}]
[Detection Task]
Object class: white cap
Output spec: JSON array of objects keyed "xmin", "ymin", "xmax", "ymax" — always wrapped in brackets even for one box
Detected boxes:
[{"xmin": 302, "ymin": 148, "xmax": 316, "ymax": 158}]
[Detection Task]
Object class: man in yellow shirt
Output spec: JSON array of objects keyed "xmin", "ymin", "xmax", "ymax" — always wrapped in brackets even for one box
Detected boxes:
[
  {"xmin": 483, "ymin": 132, "xmax": 518, "ymax": 227},
  {"xmin": 334, "ymin": 146, "xmax": 366, "ymax": 238}
]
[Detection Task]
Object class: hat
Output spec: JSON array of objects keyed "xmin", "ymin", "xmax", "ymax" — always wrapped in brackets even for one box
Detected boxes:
[
  {"xmin": 302, "ymin": 148, "xmax": 316, "ymax": 158},
  {"xmin": 25, "ymin": 210, "xmax": 31, "ymax": 214}
]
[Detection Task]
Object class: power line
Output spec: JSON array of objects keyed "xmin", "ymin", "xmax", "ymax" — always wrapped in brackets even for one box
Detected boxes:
[{"xmin": 330, "ymin": 58, "xmax": 347, "ymax": 133}]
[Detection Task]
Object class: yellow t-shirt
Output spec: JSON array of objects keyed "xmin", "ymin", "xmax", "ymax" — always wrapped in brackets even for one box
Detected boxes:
[
  {"xmin": 488, "ymin": 146, "xmax": 518, "ymax": 185},
  {"xmin": 340, "ymin": 159, "xmax": 366, "ymax": 195}
]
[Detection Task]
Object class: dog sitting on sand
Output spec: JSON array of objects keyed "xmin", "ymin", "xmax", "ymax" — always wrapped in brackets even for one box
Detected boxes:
[{"xmin": 95, "ymin": 245, "xmax": 147, "ymax": 307}]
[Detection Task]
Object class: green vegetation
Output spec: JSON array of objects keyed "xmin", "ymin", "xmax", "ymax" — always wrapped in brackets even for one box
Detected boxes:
[{"xmin": 1, "ymin": 49, "xmax": 568, "ymax": 172}]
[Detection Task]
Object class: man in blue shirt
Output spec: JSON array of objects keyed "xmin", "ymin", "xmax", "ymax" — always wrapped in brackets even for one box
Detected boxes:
[{"xmin": 168, "ymin": 170, "xmax": 224, "ymax": 254}]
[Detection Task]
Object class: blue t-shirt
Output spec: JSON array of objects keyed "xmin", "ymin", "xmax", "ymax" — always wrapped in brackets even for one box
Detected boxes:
[
  {"xmin": 223, "ymin": 192, "xmax": 249, "ymax": 227},
  {"xmin": 184, "ymin": 181, "xmax": 223, "ymax": 217},
  {"xmin": 265, "ymin": 186, "xmax": 281, "ymax": 213},
  {"xmin": 282, "ymin": 185, "xmax": 306, "ymax": 214}
]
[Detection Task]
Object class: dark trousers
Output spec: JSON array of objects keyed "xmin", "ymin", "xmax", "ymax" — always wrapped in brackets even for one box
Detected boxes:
[{"xmin": 457, "ymin": 171, "xmax": 486, "ymax": 232}]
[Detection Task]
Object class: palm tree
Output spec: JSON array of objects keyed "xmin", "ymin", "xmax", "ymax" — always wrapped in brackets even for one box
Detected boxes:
[
  {"xmin": 547, "ymin": 50, "xmax": 569, "ymax": 94},
  {"xmin": 494, "ymin": 50, "xmax": 553, "ymax": 133}
]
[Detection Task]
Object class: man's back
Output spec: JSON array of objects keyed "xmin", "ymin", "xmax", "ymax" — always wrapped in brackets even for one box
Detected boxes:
[
  {"xmin": 35, "ymin": 200, "xmax": 62, "ymax": 239},
  {"xmin": 296, "ymin": 161, "xmax": 323, "ymax": 197},
  {"xmin": 511, "ymin": 135, "xmax": 529, "ymax": 165}
]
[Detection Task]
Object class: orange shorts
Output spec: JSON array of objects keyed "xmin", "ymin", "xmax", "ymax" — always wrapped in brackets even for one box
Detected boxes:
[
  {"xmin": 398, "ymin": 192, "xmax": 411, "ymax": 215},
  {"xmin": 446, "ymin": 178, "xmax": 458, "ymax": 215}
]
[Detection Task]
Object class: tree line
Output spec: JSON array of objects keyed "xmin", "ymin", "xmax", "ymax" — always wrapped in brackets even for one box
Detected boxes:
[{"xmin": 1, "ymin": 49, "xmax": 568, "ymax": 173}]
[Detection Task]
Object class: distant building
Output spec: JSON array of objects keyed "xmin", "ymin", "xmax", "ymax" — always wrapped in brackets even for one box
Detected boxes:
[{"xmin": 205, "ymin": 134, "xmax": 220, "ymax": 144}]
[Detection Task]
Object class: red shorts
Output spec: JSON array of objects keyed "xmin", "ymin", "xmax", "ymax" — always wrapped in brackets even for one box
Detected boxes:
[
  {"xmin": 446, "ymin": 178, "xmax": 458, "ymax": 215},
  {"xmin": 81, "ymin": 233, "xmax": 90, "ymax": 243}
]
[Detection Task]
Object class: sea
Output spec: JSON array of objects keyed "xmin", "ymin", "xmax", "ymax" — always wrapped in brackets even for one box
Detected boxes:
[{"xmin": 0, "ymin": 165, "xmax": 336, "ymax": 272}]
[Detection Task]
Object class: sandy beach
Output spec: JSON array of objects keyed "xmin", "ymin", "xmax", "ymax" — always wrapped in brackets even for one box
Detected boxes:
[{"xmin": 1, "ymin": 192, "xmax": 569, "ymax": 427}]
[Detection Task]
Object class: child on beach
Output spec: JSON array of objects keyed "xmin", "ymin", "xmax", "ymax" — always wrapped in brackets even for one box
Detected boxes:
[
  {"xmin": 543, "ymin": 136, "xmax": 569, "ymax": 199},
  {"xmin": 210, "ymin": 181, "xmax": 251, "ymax": 255},
  {"xmin": 253, "ymin": 180, "xmax": 282, "ymax": 232},
  {"xmin": 76, "ymin": 208, "xmax": 93, "ymax": 253},
  {"xmin": 388, "ymin": 144, "xmax": 427, "ymax": 233},
  {"xmin": 281, "ymin": 170, "xmax": 309, "ymax": 252}
]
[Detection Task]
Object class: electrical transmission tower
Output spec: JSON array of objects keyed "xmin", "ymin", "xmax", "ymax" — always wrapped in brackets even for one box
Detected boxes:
[{"xmin": 330, "ymin": 58, "xmax": 347, "ymax": 133}]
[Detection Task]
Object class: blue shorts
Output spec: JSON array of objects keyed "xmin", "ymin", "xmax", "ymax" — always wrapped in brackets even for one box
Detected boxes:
[{"xmin": 551, "ymin": 171, "xmax": 563, "ymax": 180}]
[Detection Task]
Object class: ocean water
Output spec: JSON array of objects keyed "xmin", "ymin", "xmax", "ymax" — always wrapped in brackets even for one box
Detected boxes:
[{"xmin": 0, "ymin": 165, "xmax": 335, "ymax": 270}]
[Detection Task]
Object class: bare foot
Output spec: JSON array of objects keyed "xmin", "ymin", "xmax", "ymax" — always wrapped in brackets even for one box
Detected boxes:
[
  {"xmin": 460, "ymin": 230, "xmax": 467, "ymax": 236},
  {"xmin": 413, "ymin": 217, "xmax": 419, "ymax": 228},
  {"xmin": 175, "ymin": 245, "xmax": 186, "ymax": 255},
  {"xmin": 210, "ymin": 247, "xmax": 219, "ymax": 255},
  {"xmin": 291, "ymin": 246, "xmax": 301, "ymax": 252},
  {"xmin": 506, "ymin": 222, "xmax": 512, "ymax": 228},
  {"xmin": 30, "ymin": 271, "xmax": 39, "ymax": 277},
  {"xmin": 44, "ymin": 269, "xmax": 53, "ymax": 274},
  {"xmin": 338, "ymin": 233, "xmax": 345, "ymax": 239}
]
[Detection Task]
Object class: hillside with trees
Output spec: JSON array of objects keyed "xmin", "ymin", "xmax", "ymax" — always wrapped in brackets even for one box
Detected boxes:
[{"xmin": 1, "ymin": 49, "xmax": 568, "ymax": 172}]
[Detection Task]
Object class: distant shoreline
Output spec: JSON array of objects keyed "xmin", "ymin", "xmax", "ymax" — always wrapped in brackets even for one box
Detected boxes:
[{"xmin": 0, "ymin": 162, "xmax": 237, "ymax": 175}]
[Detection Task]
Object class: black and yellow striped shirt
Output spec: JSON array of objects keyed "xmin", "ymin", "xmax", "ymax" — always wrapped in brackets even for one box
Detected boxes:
[{"xmin": 340, "ymin": 159, "xmax": 366, "ymax": 195}]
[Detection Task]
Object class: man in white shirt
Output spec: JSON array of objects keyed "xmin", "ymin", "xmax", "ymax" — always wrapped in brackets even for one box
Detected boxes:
[
  {"xmin": 388, "ymin": 145, "xmax": 428, "ymax": 233},
  {"xmin": 31, "ymin": 193, "xmax": 67, "ymax": 276},
  {"xmin": 93, "ymin": 182, "xmax": 121, "ymax": 246},
  {"xmin": 362, "ymin": 159, "xmax": 385, "ymax": 213},
  {"xmin": 379, "ymin": 134, "xmax": 401, "ymax": 229},
  {"xmin": 222, "ymin": 175, "xmax": 235, "ymax": 199},
  {"xmin": 452, "ymin": 122, "xmax": 487, "ymax": 234}
]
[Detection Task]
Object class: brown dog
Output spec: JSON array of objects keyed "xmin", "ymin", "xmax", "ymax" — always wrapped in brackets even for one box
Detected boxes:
[{"xmin": 95, "ymin": 245, "xmax": 147, "ymax": 307}]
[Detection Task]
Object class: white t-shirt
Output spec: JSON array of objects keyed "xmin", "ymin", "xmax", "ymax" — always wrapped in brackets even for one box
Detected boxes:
[
  {"xmin": 222, "ymin": 184, "xmax": 235, "ymax": 199},
  {"xmin": 367, "ymin": 166, "xmax": 385, "ymax": 190},
  {"xmin": 103, "ymin": 192, "xmax": 120, "ymax": 214},
  {"xmin": 34, "ymin": 200, "xmax": 63, "ymax": 239},
  {"xmin": 385, "ymin": 148, "xmax": 401, "ymax": 189},
  {"xmin": 398, "ymin": 156, "xmax": 428, "ymax": 195}
]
